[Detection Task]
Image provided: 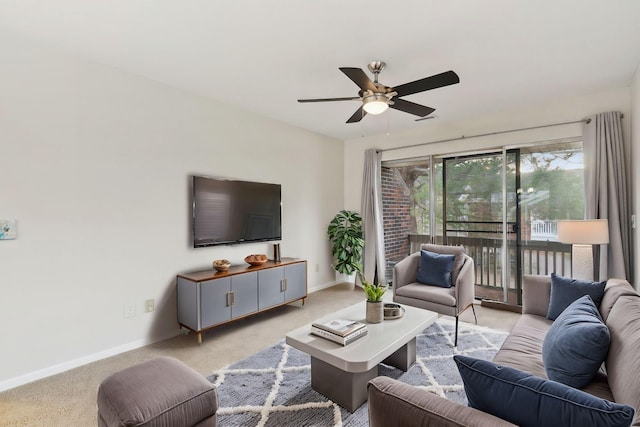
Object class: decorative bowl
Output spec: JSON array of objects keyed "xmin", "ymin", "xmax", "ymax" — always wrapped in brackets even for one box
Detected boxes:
[
  {"xmin": 244, "ymin": 254, "xmax": 268, "ymax": 266},
  {"xmin": 384, "ymin": 303, "xmax": 405, "ymax": 320},
  {"xmin": 213, "ymin": 259, "xmax": 231, "ymax": 272}
]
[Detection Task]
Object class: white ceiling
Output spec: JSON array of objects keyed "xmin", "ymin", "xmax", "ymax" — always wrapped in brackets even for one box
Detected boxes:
[{"xmin": 1, "ymin": 1, "xmax": 640, "ymax": 141}]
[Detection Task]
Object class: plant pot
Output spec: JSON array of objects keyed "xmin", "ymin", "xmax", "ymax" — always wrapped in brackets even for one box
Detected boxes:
[
  {"xmin": 366, "ymin": 301, "xmax": 384, "ymax": 324},
  {"xmin": 336, "ymin": 271, "xmax": 356, "ymax": 284}
]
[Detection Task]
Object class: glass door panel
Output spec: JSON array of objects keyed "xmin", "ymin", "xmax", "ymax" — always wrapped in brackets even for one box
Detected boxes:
[
  {"xmin": 443, "ymin": 151, "xmax": 519, "ymax": 304},
  {"xmin": 518, "ymin": 142, "xmax": 583, "ymax": 279}
]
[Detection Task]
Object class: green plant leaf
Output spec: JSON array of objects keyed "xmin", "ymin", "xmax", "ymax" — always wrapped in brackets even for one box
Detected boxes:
[{"xmin": 327, "ymin": 210, "xmax": 364, "ymax": 275}]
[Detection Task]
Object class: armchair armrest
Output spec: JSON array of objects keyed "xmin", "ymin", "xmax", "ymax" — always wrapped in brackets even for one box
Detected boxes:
[
  {"xmin": 368, "ymin": 377, "xmax": 516, "ymax": 427},
  {"xmin": 522, "ymin": 275, "xmax": 551, "ymax": 316},
  {"xmin": 393, "ymin": 252, "xmax": 420, "ymax": 291},
  {"xmin": 454, "ymin": 255, "xmax": 475, "ymax": 310}
]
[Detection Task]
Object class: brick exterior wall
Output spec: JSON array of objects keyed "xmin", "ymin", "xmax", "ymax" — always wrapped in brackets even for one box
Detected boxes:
[{"xmin": 381, "ymin": 166, "xmax": 413, "ymax": 283}]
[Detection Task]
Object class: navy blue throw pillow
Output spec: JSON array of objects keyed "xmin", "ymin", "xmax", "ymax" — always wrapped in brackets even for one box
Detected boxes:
[
  {"xmin": 542, "ymin": 295, "xmax": 610, "ymax": 389},
  {"xmin": 416, "ymin": 250, "xmax": 455, "ymax": 288},
  {"xmin": 454, "ymin": 355, "xmax": 634, "ymax": 427},
  {"xmin": 547, "ymin": 273, "xmax": 606, "ymax": 320}
]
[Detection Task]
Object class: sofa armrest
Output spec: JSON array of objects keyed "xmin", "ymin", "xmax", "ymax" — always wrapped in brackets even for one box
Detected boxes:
[
  {"xmin": 368, "ymin": 377, "xmax": 516, "ymax": 427},
  {"xmin": 522, "ymin": 275, "xmax": 551, "ymax": 316},
  {"xmin": 393, "ymin": 252, "xmax": 420, "ymax": 291}
]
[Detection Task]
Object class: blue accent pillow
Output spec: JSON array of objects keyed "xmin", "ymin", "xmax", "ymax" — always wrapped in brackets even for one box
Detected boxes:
[
  {"xmin": 543, "ymin": 295, "xmax": 610, "ymax": 389},
  {"xmin": 547, "ymin": 273, "xmax": 606, "ymax": 320},
  {"xmin": 454, "ymin": 355, "xmax": 634, "ymax": 427},
  {"xmin": 416, "ymin": 250, "xmax": 455, "ymax": 288}
]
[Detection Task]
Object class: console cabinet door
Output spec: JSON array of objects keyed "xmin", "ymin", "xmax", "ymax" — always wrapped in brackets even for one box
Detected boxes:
[
  {"xmin": 284, "ymin": 262, "xmax": 307, "ymax": 302},
  {"xmin": 258, "ymin": 267, "xmax": 285, "ymax": 310},
  {"xmin": 231, "ymin": 271, "xmax": 258, "ymax": 318},
  {"xmin": 201, "ymin": 277, "xmax": 232, "ymax": 328}
]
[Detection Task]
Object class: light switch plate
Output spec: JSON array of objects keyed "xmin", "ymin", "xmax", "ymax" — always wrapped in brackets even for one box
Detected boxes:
[{"xmin": 0, "ymin": 220, "xmax": 16, "ymax": 240}]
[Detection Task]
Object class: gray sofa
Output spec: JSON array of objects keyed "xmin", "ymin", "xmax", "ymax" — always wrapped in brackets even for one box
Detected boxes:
[{"xmin": 368, "ymin": 275, "xmax": 640, "ymax": 426}]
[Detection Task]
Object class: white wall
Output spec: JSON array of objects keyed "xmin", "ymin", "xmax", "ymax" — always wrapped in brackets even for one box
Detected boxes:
[
  {"xmin": 0, "ymin": 31, "xmax": 344, "ymax": 389},
  {"xmin": 344, "ymin": 87, "xmax": 633, "ymax": 276}
]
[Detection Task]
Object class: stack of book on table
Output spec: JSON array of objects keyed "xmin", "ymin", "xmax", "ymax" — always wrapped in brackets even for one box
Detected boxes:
[{"xmin": 310, "ymin": 319, "xmax": 368, "ymax": 345}]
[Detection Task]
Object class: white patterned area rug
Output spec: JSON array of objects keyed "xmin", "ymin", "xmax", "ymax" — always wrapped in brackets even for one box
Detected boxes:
[{"xmin": 208, "ymin": 318, "xmax": 508, "ymax": 427}]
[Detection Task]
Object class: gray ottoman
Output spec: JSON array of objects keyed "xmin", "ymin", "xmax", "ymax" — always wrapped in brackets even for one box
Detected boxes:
[{"xmin": 97, "ymin": 356, "xmax": 218, "ymax": 426}]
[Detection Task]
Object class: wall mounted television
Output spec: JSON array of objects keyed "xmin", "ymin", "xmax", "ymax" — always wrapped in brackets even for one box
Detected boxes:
[{"xmin": 192, "ymin": 175, "xmax": 282, "ymax": 248}]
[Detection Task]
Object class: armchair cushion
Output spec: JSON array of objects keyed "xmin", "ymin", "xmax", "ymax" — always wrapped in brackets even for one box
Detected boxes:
[
  {"xmin": 542, "ymin": 295, "xmax": 610, "ymax": 388},
  {"xmin": 454, "ymin": 355, "xmax": 634, "ymax": 427},
  {"xmin": 395, "ymin": 284, "xmax": 456, "ymax": 307},
  {"xmin": 547, "ymin": 273, "xmax": 606, "ymax": 320},
  {"xmin": 417, "ymin": 250, "xmax": 455, "ymax": 288}
]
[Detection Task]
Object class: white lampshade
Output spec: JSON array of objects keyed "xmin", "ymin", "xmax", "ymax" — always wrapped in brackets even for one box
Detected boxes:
[
  {"xmin": 557, "ymin": 219, "xmax": 609, "ymax": 244},
  {"xmin": 362, "ymin": 94, "xmax": 389, "ymax": 115}
]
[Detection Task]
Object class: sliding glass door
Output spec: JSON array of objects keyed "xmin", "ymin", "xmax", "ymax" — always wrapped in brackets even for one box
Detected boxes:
[
  {"xmin": 442, "ymin": 150, "xmax": 520, "ymax": 304},
  {"xmin": 382, "ymin": 139, "xmax": 583, "ymax": 306}
]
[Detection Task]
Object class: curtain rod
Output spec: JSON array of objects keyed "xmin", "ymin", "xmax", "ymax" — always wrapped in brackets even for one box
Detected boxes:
[{"xmin": 378, "ymin": 113, "xmax": 623, "ymax": 154}]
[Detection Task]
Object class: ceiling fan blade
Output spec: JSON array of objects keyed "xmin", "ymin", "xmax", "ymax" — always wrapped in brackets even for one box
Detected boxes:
[
  {"xmin": 346, "ymin": 105, "xmax": 367, "ymax": 123},
  {"xmin": 393, "ymin": 70, "xmax": 460, "ymax": 97},
  {"xmin": 390, "ymin": 98, "xmax": 435, "ymax": 117},
  {"xmin": 339, "ymin": 67, "xmax": 377, "ymax": 92},
  {"xmin": 298, "ymin": 97, "xmax": 361, "ymax": 103}
]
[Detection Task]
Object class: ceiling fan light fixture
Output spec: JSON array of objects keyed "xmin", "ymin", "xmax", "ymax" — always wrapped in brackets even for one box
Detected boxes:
[{"xmin": 362, "ymin": 94, "xmax": 389, "ymax": 115}]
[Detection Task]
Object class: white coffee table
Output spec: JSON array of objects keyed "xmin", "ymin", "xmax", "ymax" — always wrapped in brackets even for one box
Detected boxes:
[{"xmin": 285, "ymin": 302, "xmax": 437, "ymax": 412}]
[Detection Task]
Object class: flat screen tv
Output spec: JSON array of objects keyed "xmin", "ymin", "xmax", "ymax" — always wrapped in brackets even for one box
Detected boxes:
[{"xmin": 192, "ymin": 175, "xmax": 282, "ymax": 248}]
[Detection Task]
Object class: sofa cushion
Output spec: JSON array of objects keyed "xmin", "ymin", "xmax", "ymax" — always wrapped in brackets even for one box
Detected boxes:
[
  {"xmin": 454, "ymin": 355, "xmax": 634, "ymax": 427},
  {"xmin": 421, "ymin": 244, "xmax": 465, "ymax": 285},
  {"xmin": 542, "ymin": 295, "xmax": 610, "ymax": 388},
  {"xmin": 547, "ymin": 273, "xmax": 606, "ymax": 320},
  {"xmin": 416, "ymin": 249, "xmax": 455, "ymax": 288},
  {"xmin": 605, "ymin": 295, "xmax": 640, "ymax": 426},
  {"xmin": 492, "ymin": 314, "xmax": 551, "ymax": 379},
  {"xmin": 522, "ymin": 275, "xmax": 552, "ymax": 317}
]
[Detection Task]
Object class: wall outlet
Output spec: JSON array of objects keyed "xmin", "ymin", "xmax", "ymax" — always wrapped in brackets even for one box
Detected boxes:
[
  {"xmin": 124, "ymin": 304, "xmax": 136, "ymax": 318},
  {"xmin": 315, "ymin": 263, "xmax": 320, "ymax": 273},
  {"xmin": 145, "ymin": 299, "xmax": 155, "ymax": 313}
]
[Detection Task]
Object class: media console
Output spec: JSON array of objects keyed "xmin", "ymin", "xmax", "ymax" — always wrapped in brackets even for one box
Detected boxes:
[{"xmin": 177, "ymin": 258, "xmax": 307, "ymax": 344}]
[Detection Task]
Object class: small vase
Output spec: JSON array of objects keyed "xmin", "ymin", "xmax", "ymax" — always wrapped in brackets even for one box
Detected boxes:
[{"xmin": 366, "ymin": 301, "xmax": 384, "ymax": 323}]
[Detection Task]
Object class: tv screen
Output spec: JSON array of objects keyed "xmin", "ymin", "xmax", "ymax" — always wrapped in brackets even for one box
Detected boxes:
[{"xmin": 192, "ymin": 176, "xmax": 282, "ymax": 247}]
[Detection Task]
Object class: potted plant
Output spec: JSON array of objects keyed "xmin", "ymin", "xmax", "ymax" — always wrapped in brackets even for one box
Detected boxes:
[
  {"xmin": 327, "ymin": 210, "xmax": 365, "ymax": 283},
  {"xmin": 360, "ymin": 272, "xmax": 386, "ymax": 323}
]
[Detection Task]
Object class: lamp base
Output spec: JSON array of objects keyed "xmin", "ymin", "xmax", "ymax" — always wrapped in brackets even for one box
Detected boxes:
[{"xmin": 571, "ymin": 244, "xmax": 594, "ymax": 281}]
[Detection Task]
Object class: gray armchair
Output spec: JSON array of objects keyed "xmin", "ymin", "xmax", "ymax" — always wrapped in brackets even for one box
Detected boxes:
[{"xmin": 393, "ymin": 243, "xmax": 476, "ymax": 346}]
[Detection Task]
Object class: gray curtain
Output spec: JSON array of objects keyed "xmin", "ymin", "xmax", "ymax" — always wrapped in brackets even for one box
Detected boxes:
[
  {"xmin": 361, "ymin": 149, "xmax": 386, "ymax": 285},
  {"xmin": 582, "ymin": 111, "xmax": 630, "ymax": 280}
]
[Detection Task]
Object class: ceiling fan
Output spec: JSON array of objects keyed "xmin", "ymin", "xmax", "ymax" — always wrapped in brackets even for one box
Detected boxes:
[{"xmin": 297, "ymin": 61, "xmax": 460, "ymax": 123}]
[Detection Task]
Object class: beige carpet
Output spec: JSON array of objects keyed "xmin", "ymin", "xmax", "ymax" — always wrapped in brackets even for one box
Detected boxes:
[{"xmin": 0, "ymin": 283, "xmax": 520, "ymax": 426}]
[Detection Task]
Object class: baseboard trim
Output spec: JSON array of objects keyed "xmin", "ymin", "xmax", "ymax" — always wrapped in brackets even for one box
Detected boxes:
[
  {"xmin": 308, "ymin": 280, "xmax": 340, "ymax": 293},
  {"xmin": 0, "ymin": 332, "xmax": 179, "ymax": 392},
  {"xmin": 480, "ymin": 299, "xmax": 523, "ymax": 314},
  {"xmin": 1, "ymin": 280, "xmax": 343, "ymax": 392}
]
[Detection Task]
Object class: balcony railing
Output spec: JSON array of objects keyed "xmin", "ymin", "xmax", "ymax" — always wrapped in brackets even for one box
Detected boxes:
[{"xmin": 406, "ymin": 234, "xmax": 573, "ymax": 294}]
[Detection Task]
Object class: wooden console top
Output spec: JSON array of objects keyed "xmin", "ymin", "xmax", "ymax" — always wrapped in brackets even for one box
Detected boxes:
[{"xmin": 178, "ymin": 257, "xmax": 304, "ymax": 282}]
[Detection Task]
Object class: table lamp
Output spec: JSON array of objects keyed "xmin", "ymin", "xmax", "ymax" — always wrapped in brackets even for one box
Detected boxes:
[{"xmin": 557, "ymin": 219, "xmax": 609, "ymax": 281}]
